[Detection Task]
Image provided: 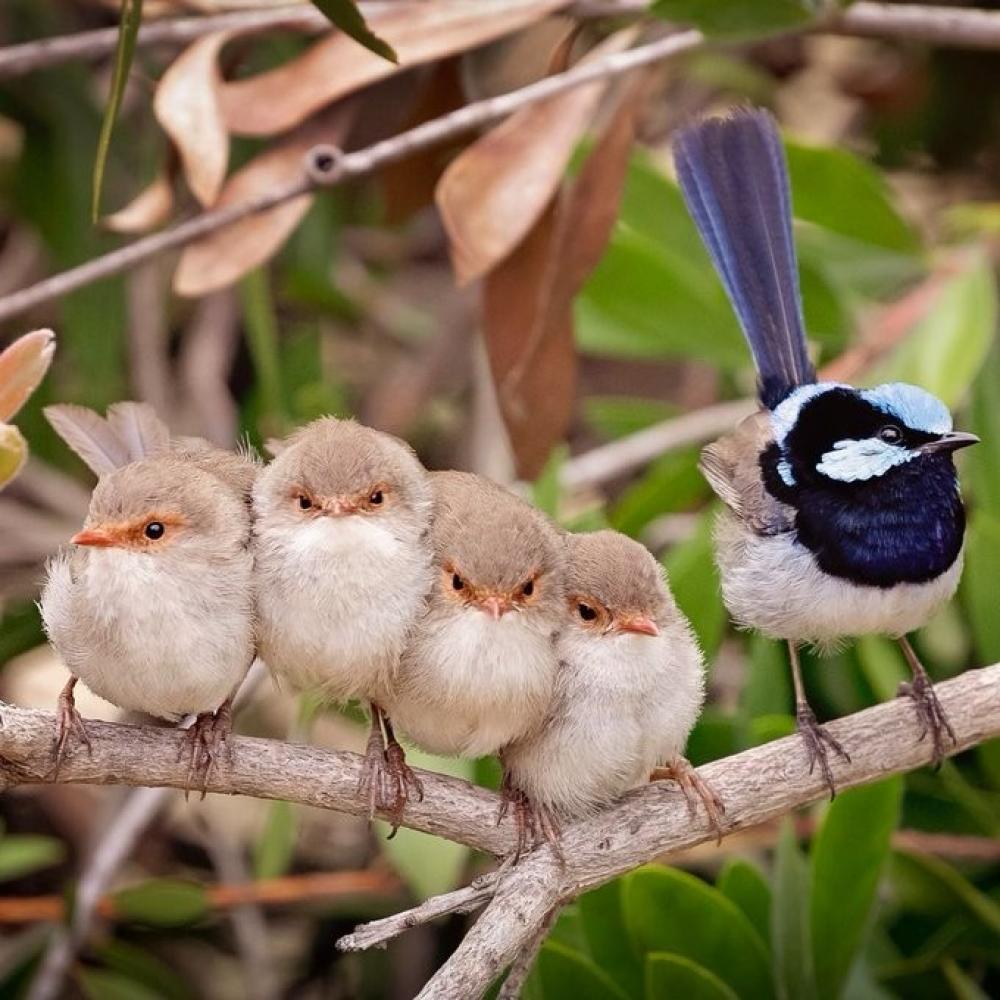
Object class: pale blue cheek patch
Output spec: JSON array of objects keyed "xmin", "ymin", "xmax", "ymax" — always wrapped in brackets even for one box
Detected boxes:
[{"xmin": 816, "ymin": 437, "xmax": 917, "ymax": 482}]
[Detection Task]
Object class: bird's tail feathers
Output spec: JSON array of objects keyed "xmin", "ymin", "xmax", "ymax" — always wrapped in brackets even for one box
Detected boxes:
[{"xmin": 674, "ymin": 108, "xmax": 815, "ymax": 408}]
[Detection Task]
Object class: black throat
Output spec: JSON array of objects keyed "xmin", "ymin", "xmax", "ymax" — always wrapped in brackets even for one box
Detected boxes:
[{"xmin": 761, "ymin": 444, "xmax": 965, "ymax": 588}]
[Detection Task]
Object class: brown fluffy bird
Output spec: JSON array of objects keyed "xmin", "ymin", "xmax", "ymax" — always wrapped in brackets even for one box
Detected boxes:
[
  {"xmin": 252, "ymin": 417, "xmax": 434, "ymax": 823},
  {"xmin": 502, "ymin": 530, "xmax": 721, "ymax": 850},
  {"xmin": 385, "ymin": 471, "xmax": 565, "ymax": 838},
  {"xmin": 40, "ymin": 403, "xmax": 258, "ymax": 785}
]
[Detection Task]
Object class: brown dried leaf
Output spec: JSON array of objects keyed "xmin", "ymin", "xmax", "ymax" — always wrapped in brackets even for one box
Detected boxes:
[
  {"xmin": 174, "ymin": 104, "xmax": 356, "ymax": 297},
  {"xmin": 0, "ymin": 329, "xmax": 56, "ymax": 423},
  {"xmin": 102, "ymin": 168, "xmax": 175, "ymax": 234},
  {"xmin": 482, "ymin": 73, "xmax": 646, "ymax": 478},
  {"xmin": 220, "ymin": 0, "xmax": 568, "ymax": 137},
  {"xmin": 436, "ymin": 28, "xmax": 635, "ymax": 286},
  {"xmin": 153, "ymin": 31, "xmax": 231, "ymax": 207}
]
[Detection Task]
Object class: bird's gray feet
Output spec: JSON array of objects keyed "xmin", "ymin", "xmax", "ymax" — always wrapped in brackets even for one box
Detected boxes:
[
  {"xmin": 357, "ymin": 717, "xmax": 387, "ymax": 821},
  {"xmin": 898, "ymin": 670, "xmax": 956, "ymax": 768},
  {"xmin": 497, "ymin": 779, "xmax": 562, "ymax": 864},
  {"xmin": 179, "ymin": 701, "xmax": 233, "ymax": 799},
  {"xmin": 652, "ymin": 757, "xmax": 726, "ymax": 843},
  {"xmin": 52, "ymin": 677, "xmax": 91, "ymax": 778},
  {"xmin": 382, "ymin": 740, "xmax": 423, "ymax": 839},
  {"xmin": 796, "ymin": 702, "xmax": 850, "ymax": 798}
]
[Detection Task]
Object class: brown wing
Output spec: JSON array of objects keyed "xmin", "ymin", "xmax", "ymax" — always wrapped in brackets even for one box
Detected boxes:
[{"xmin": 699, "ymin": 411, "xmax": 794, "ymax": 536}]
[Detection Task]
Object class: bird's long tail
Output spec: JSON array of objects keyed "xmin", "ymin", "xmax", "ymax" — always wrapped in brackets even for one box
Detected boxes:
[{"xmin": 673, "ymin": 108, "xmax": 815, "ymax": 409}]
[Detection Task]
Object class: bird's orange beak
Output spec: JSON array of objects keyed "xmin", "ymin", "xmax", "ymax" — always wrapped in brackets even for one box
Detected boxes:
[
  {"xmin": 479, "ymin": 594, "xmax": 511, "ymax": 621},
  {"xmin": 323, "ymin": 497, "xmax": 359, "ymax": 517},
  {"xmin": 617, "ymin": 614, "xmax": 659, "ymax": 637},
  {"xmin": 71, "ymin": 527, "xmax": 116, "ymax": 548}
]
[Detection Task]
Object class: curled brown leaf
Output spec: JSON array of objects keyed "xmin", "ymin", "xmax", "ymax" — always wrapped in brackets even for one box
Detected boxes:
[
  {"xmin": 102, "ymin": 167, "xmax": 175, "ymax": 234},
  {"xmin": 0, "ymin": 329, "xmax": 56, "ymax": 423},
  {"xmin": 219, "ymin": 0, "xmax": 569, "ymax": 137}
]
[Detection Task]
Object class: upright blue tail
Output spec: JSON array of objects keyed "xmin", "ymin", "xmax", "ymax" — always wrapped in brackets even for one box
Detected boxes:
[{"xmin": 674, "ymin": 108, "xmax": 815, "ymax": 409}]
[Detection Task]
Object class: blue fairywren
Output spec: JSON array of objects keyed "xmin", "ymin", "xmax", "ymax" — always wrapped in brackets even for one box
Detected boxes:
[{"xmin": 673, "ymin": 109, "xmax": 978, "ymax": 793}]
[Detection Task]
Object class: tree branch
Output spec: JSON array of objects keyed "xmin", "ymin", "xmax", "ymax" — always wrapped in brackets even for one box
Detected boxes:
[{"xmin": 3, "ymin": 664, "xmax": 998, "ymax": 998}]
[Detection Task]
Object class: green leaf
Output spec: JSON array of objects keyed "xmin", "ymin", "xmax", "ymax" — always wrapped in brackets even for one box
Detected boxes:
[
  {"xmin": 623, "ymin": 865, "xmax": 774, "ymax": 999},
  {"xmin": 717, "ymin": 858, "xmax": 772, "ymax": 948},
  {"xmin": 610, "ymin": 448, "xmax": 706, "ymax": 537},
  {"xmin": 111, "ymin": 879, "xmax": 209, "ymax": 927},
  {"xmin": 92, "ymin": 0, "xmax": 144, "ymax": 221},
  {"xmin": 855, "ymin": 636, "xmax": 908, "ymax": 704},
  {"xmin": 94, "ymin": 940, "xmax": 192, "ymax": 1000},
  {"xmin": 968, "ymin": 347, "xmax": 1000, "ymax": 516},
  {"xmin": 378, "ymin": 749, "xmax": 472, "ymax": 898},
  {"xmin": 78, "ymin": 969, "xmax": 161, "ymax": 1000},
  {"xmin": 583, "ymin": 396, "xmax": 676, "ymax": 441},
  {"xmin": 939, "ymin": 959, "xmax": 991, "ymax": 1000},
  {"xmin": 534, "ymin": 940, "xmax": 631, "ymax": 1000},
  {"xmin": 785, "ymin": 141, "xmax": 920, "ymax": 255},
  {"xmin": 890, "ymin": 852, "xmax": 1000, "ymax": 936},
  {"xmin": 811, "ymin": 777, "xmax": 903, "ymax": 1000},
  {"xmin": 645, "ymin": 953, "xmax": 738, "ymax": 999},
  {"xmin": 532, "ymin": 445, "xmax": 567, "ymax": 519},
  {"xmin": 253, "ymin": 799, "xmax": 297, "ymax": 880},
  {"xmin": 307, "ymin": 0, "xmax": 397, "ymax": 62},
  {"xmin": 870, "ymin": 250, "xmax": 997, "ymax": 408},
  {"xmin": 961, "ymin": 513, "xmax": 1000, "ymax": 664},
  {"xmin": 241, "ymin": 268, "xmax": 289, "ymax": 432},
  {"xmin": 0, "ymin": 835, "xmax": 65, "ymax": 881},
  {"xmin": 651, "ymin": 0, "xmax": 815, "ymax": 38},
  {"xmin": 773, "ymin": 820, "xmax": 816, "ymax": 1000},
  {"xmin": 663, "ymin": 512, "xmax": 726, "ymax": 660},
  {"xmin": 579, "ymin": 881, "xmax": 643, "ymax": 999},
  {"xmin": 742, "ymin": 634, "xmax": 792, "ymax": 720}
]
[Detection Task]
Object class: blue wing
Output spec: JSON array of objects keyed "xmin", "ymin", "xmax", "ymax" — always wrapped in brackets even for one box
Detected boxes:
[{"xmin": 674, "ymin": 108, "xmax": 815, "ymax": 409}]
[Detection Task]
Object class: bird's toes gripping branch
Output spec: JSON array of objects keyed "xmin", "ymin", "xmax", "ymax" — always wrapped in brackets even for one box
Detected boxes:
[
  {"xmin": 795, "ymin": 702, "xmax": 851, "ymax": 800},
  {"xmin": 178, "ymin": 699, "xmax": 234, "ymax": 800},
  {"xmin": 898, "ymin": 671, "xmax": 957, "ymax": 768},
  {"xmin": 651, "ymin": 757, "xmax": 727, "ymax": 844},
  {"xmin": 51, "ymin": 676, "xmax": 92, "ymax": 779}
]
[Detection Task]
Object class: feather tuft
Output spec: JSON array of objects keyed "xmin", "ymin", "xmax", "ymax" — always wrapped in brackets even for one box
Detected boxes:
[
  {"xmin": 43, "ymin": 405, "xmax": 130, "ymax": 476},
  {"xmin": 106, "ymin": 402, "xmax": 170, "ymax": 462}
]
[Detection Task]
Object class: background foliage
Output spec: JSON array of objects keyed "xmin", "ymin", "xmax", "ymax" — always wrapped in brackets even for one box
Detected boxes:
[{"xmin": 0, "ymin": 1, "xmax": 998, "ymax": 998}]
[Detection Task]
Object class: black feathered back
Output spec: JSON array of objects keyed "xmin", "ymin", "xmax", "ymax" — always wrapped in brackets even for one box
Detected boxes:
[{"xmin": 674, "ymin": 108, "xmax": 815, "ymax": 409}]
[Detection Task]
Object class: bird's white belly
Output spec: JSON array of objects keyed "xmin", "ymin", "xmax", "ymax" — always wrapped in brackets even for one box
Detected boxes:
[
  {"xmin": 42, "ymin": 552, "xmax": 253, "ymax": 721},
  {"xmin": 255, "ymin": 519, "xmax": 431, "ymax": 703},
  {"xmin": 387, "ymin": 612, "xmax": 558, "ymax": 758},
  {"xmin": 716, "ymin": 513, "xmax": 963, "ymax": 646}
]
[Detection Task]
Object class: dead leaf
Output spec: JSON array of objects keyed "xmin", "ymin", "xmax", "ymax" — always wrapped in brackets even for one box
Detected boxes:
[
  {"xmin": 436, "ymin": 28, "xmax": 636, "ymax": 286},
  {"xmin": 174, "ymin": 103, "xmax": 357, "ymax": 297},
  {"xmin": 103, "ymin": 165, "xmax": 175, "ymax": 234},
  {"xmin": 220, "ymin": 0, "xmax": 569, "ymax": 137},
  {"xmin": 0, "ymin": 329, "xmax": 56, "ymax": 422},
  {"xmin": 482, "ymin": 72, "xmax": 647, "ymax": 478},
  {"xmin": 154, "ymin": 31, "xmax": 232, "ymax": 207}
]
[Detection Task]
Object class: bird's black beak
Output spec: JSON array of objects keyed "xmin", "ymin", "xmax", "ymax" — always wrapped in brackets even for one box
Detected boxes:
[{"xmin": 919, "ymin": 431, "xmax": 980, "ymax": 454}]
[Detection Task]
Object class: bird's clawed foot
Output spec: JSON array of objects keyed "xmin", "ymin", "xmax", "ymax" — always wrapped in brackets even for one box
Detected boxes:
[
  {"xmin": 497, "ymin": 781, "xmax": 562, "ymax": 864},
  {"xmin": 796, "ymin": 701, "xmax": 850, "ymax": 799},
  {"xmin": 382, "ymin": 740, "xmax": 423, "ymax": 839},
  {"xmin": 179, "ymin": 701, "xmax": 233, "ymax": 800},
  {"xmin": 651, "ymin": 757, "xmax": 726, "ymax": 843},
  {"xmin": 898, "ymin": 670, "xmax": 956, "ymax": 768},
  {"xmin": 52, "ymin": 677, "xmax": 91, "ymax": 778},
  {"xmin": 357, "ymin": 719, "xmax": 387, "ymax": 821}
]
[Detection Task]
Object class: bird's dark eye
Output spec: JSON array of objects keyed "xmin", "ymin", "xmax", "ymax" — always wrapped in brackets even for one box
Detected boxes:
[
  {"xmin": 452, "ymin": 573, "xmax": 464, "ymax": 591},
  {"xmin": 578, "ymin": 603, "xmax": 597, "ymax": 622},
  {"xmin": 144, "ymin": 521, "xmax": 165, "ymax": 540},
  {"xmin": 879, "ymin": 425, "xmax": 902, "ymax": 444},
  {"xmin": 522, "ymin": 579, "xmax": 534, "ymax": 597},
  {"xmin": 298, "ymin": 495, "xmax": 312, "ymax": 510},
  {"xmin": 369, "ymin": 489, "xmax": 383, "ymax": 505}
]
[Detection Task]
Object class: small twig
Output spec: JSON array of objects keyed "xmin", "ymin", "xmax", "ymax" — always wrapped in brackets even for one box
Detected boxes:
[
  {"xmin": 0, "ymin": 870, "xmax": 401, "ymax": 924},
  {"xmin": 0, "ymin": 30, "xmax": 702, "ymax": 325}
]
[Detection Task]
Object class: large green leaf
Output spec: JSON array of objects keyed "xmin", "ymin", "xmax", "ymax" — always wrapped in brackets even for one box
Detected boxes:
[
  {"xmin": 811, "ymin": 777, "xmax": 903, "ymax": 1000},
  {"xmin": 610, "ymin": 448, "xmax": 706, "ymax": 537},
  {"xmin": 968, "ymin": 347, "xmax": 1000, "ymax": 516},
  {"xmin": 79, "ymin": 970, "xmax": 161, "ymax": 1000},
  {"xmin": 651, "ymin": 0, "xmax": 815, "ymax": 38},
  {"xmin": 854, "ymin": 636, "xmax": 908, "ymax": 704},
  {"xmin": 92, "ymin": 0, "xmax": 144, "ymax": 220},
  {"xmin": 645, "ymin": 953, "xmax": 738, "ymax": 999},
  {"xmin": 578, "ymin": 881, "xmax": 643, "ymax": 999},
  {"xmin": 533, "ymin": 940, "xmax": 631, "ymax": 1000},
  {"xmin": 623, "ymin": 865, "xmax": 774, "ymax": 999},
  {"xmin": 94, "ymin": 940, "xmax": 192, "ymax": 1000},
  {"xmin": 741, "ymin": 634, "xmax": 792, "ymax": 720},
  {"xmin": 870, "ymin": 250, "xmax": 997, "ymax": 408},
  {"xmin": 663, "ymin": 512, "xmax": 726, "ymax": 661},
  {"xmin": 773, "ymin": 821, "xmax": 816, "ymax": 1000},
  {"xmin": 308, "ymin": 0, "xmax": 397, "ymax": 62},
  {"xmin": 111, "ymin": 879, "xmax": 209, "ymax": 927},
  {"xmin": 960, "ymin": 512, "xmax": 1000, "ymax": 663},
  {"xmin": 0, "ymin": 834, "xmax": 65, "ymax": 882},
  {"xmin": 786, "ymin": 142, "xmax": 920, "ymax": 255},
  {"xmin": 717, "ymin": 857, "xmax": 772, "ymax": 948}
]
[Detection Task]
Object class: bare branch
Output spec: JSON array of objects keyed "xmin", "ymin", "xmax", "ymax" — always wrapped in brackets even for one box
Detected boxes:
[{"xmin": 0, "ymin": 30, "xmax": 702, "ymax": 325}]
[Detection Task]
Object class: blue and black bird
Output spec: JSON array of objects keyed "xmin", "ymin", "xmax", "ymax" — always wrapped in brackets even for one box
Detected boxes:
[{"xmin": 673, "ymin": 108, "xmax": 978, "ymax": 793}]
